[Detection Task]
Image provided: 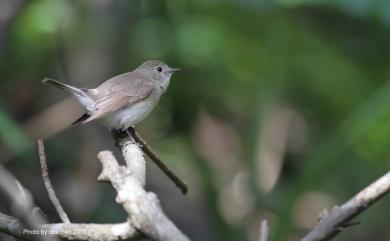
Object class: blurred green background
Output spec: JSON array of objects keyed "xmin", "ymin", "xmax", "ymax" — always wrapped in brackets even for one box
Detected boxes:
[{"xmin": 1, "ymin": 0, "xmax": 390, "ymax": 240}]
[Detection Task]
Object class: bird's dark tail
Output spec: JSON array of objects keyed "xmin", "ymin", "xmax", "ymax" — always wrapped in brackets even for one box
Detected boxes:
[
  {"xmin": 42, "ymin": 78, "xmax": 96, "ymax": 114},
  {"xmin": 71, "ymin": 113, "xmax": 91, "ymax": 125},
  {"xmin": 42, "ymin": 78, "xmax": 83, "ymax": 95}
]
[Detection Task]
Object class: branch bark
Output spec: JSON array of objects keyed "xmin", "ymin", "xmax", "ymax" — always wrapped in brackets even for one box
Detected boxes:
[
  {"xmin": 0, "ymin": 140, "xmax": 190, "ymax": 241},
  {"xmin": 301, "ymin": 171, "xmax": 390, "ymax": 241},
  {"xmin": 0, "ymin": 212, "xmax": 138, "ymax": 241},
  {"xmin": 97, "ymin": 141, "xmax": 190, "ymax": 241}
]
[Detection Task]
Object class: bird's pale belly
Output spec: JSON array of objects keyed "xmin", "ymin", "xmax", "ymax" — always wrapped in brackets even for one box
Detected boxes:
[{"xmin": 101, "ymin": 98, "xmax": 159, "ymax": 130}]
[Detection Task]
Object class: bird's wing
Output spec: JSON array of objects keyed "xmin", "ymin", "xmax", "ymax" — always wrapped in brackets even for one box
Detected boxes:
[{"xmin": 82, "ymin": 75, "xmax": 154, "ymax": 123}]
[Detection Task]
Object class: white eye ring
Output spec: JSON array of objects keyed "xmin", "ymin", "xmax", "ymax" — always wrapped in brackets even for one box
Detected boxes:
[{"xmin": 156, "ymin": 67, "xmax": 163, "ymax": 72}]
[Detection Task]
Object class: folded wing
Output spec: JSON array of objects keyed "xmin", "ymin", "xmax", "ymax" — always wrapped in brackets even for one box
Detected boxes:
[{"xmin": 81, "ymin": 76, "xmax": 154, "ymax": 123}]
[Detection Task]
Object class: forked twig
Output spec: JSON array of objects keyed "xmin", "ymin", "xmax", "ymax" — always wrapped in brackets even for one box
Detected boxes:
[
  {"xmin": 302, "ymin": 171, "xmax": 390, "ymax": 241},
  {"xmin": 112, "ymin": 127, "xmax": 188, "ymax": 194},
  {"xmin": 37, "ymin": 139, "xmax": 70, "ymax": 223},
  {"xmin": 0, "ymin": 165, "xmax": 58, "ymax": 241}
]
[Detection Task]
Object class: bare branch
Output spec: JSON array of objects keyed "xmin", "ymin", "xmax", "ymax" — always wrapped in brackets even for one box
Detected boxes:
[
  {"xmin": 112, "ymin": 127, "xmax": 188, "ymax": 194},
  {"xmin": 0, "ymin": 212, "xmax": 139, "ymax": 241},
  {"xmin": 97, "ymin": 141, "xmax": 191, "ymax": 241},
  {"xmin": 130, "ymin": 127, "xmax": 188, "ymax": 194},
  {"xmin": 37, "ymin": 138, "xmax": 70, "ymax": 223},
  {"xmin": 0, "ymin": 165, "xmax": 58, "ymax": 241},
  {"xmin": 0, "ymin": 136, "xmax": 189, "ymax": 240},
  {"xmin": 0, "ymin": 161, "xmax": 139, "ymax": 241},
  {"xmin": 302, "ymin": 171, "xmax": 390, "ymax": 241}
]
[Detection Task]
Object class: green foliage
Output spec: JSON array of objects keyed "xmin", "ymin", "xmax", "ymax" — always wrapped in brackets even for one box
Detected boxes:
[
  {"xmin": 0, "ymin": 110, "xmax": 32, "ymax": 156},
  {"xmin": 1, "ymin": 0, "xmax": 390, "ymax": 241}
]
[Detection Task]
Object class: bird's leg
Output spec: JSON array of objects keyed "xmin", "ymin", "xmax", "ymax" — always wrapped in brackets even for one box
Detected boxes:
[
  {"xmin": 125, "ymin": 127, "xmax": 136, "ymax": 144},
  {"xmin": 125, "ymin": 126, "xmax": 144, "ymax": 149}
]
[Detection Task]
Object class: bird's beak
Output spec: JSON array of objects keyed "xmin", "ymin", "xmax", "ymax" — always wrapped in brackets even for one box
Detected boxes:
[{"xmin": 167, "ymin": 68, "xmax": 180, "ymax": 74}]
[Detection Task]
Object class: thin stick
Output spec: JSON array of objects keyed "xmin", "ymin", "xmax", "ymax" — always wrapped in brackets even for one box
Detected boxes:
[
  {"xmin": 259, "ymin": 219, "xmax": 269, "ymax": 241},
  {"xmin": 37, "ymin": 139, "xmax": 70, "ymax": 223},
  {"xmin": 128, "ymin": 127, "xmax": 188, "ymax": 194},
  {"xmin": 0, "ymin": 165, "xmax": 59, "ymax": 241},
  {"xmin": 302, "ymin": 170, "xmax": 390, "ymax": 241}
]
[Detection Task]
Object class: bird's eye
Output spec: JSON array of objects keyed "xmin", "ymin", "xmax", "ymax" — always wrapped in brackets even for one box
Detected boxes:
[{"xmin": 156, "ymin": 67, "xmax": 163, "ymax": 72}]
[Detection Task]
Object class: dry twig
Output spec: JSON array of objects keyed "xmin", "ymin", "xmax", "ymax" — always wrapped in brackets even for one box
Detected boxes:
[
  {"xmin": 0, "ymin": 212, "xmax": 138, "ymax": 241},
  {"xmin": 112, "ymin": 127, "xmax": 188, "ymax": 194},
  {"xmin": 0, "ymin": 165, "xmax": 58, "ymax": 241},
  {"xmin": 130, "ymin": 127, "xmax": 188, "ymax": 194},
  {"xmin": 301, "ymin": 171, "xmax": 390, "ymax": 241},
  {"xmin": 37, "ymin": 138, "xmax": 70, "ymax": 223},
  {"xmin": 0, "ymin": 138, "xmax": 190, "ymax": 241}
]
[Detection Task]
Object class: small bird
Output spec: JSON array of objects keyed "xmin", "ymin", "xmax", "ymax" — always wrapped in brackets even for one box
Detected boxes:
[
  {"xmin": 42, "ymin": 60, "xmax": 179, "ymax": 131},
  {"xmin": 43, "ymin": 60, "xmax": 187, "ymax": 193}
]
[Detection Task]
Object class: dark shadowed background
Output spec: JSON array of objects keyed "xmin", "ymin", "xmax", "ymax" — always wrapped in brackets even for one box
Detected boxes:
[{"xmin": 0, "ymin": 0, "xmax": 390, "ymax": 240}]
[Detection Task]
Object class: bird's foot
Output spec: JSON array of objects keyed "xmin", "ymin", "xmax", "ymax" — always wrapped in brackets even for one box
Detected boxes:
[{"xmin": 111, "ymin": 128, "xmax": 134, "ymax": 147}]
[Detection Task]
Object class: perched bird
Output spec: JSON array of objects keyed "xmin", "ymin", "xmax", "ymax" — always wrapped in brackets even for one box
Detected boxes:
[
  {"xmin": 42, "ymin": 60, "xmax": 179, "ymax": 131},
  {"xmin": 42, "ymin": 60, "xmax": 187, "ymax": 193}
]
